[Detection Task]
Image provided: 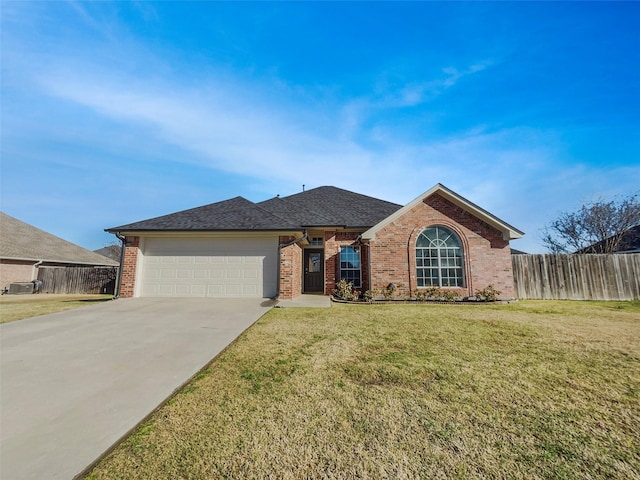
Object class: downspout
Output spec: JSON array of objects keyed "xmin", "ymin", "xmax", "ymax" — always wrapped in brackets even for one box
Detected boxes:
[
  {"xmin": 407, "ymin": 227, "xmax": 418, "ymax": 297},
  {"xmin": 355, "ymin": 234, "xmax": 370, "ymax": 293},
  {"xmin": 113, "ymin": 233, "xmax": 126, "ymax": 299},
  {"xmin": 31, "ymin": 260, "xmax": 43, "ymax": 280},
  {"xmin": 276, "ymin": 230, "xmax": 308, "ymax": 299}
]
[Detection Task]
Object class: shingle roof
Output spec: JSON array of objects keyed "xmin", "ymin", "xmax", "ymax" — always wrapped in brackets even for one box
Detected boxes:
[
  {"xmin": 258, "ymin": 186, "xmax": 402, "ymax": 228},
  {"xmin": 0, "ymin": 212, "xmax": 119, "ymax": 266},
  {"xmin": 94, "ymin": 245, "xmax": 122, "ymax": 262},
  {"xmin": 577, "ymin": 224, "xmax": 640, "ymax": 253},
  {"xmin": 107, "ymin": 187, "xmax": 403, "ymax": 232},
  {"xmin": 108, "ymin": 197, "xmax": 300, "ymax": 231}
]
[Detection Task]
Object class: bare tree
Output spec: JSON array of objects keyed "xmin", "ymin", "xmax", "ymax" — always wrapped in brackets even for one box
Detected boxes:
[{"xmin": 542, "ymin": 194, "xmax": 640, "ymax": 253}]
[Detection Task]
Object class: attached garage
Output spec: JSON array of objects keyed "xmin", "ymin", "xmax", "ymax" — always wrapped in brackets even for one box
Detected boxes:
[{"xmin": 138, "ymin": 236, "xmax": 278, "ymax": 298}]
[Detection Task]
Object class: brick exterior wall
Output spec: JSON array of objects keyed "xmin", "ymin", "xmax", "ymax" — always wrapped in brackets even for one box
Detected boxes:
[
  {"xmin": 368, "ymin": 193, "xmax": 516, "ymax": 299},
  {"xmin": 278, "ymin": 236, "xmax": 302, "ymax": 299},
  {"xmin": 0, "ymin": 260, "xmax": 36, "ymax": 287},
  {"xmin": 118, "ymin": 236, "xmax": 139, "ymax": 298},
  {"xmin": 324, "ymin": 231, "xmax": 367, "ymax": 295}
]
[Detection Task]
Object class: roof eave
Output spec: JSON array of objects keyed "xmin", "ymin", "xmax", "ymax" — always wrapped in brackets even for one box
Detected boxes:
[
  {"xmin": 105, "ymin": 228, "xmax": 305, "ymax": 236},
  {"xmin": 0, "ymin": 255, "xmax": 118, "ymax": 266}
]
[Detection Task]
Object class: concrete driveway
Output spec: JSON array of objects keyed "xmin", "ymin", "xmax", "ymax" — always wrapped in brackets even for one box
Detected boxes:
[{"xmin": 0, "ymin": 297, "xmax": 273, "ymax": 480}]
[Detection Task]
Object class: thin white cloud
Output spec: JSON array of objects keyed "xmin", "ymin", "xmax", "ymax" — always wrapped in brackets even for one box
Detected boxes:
[{"xmin": 384, "ymin": 61, "xmax": 494, "ymax": 108}]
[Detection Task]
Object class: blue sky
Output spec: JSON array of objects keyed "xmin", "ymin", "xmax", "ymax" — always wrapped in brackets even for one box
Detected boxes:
[{"xmin": 2, "ymin": 1, "xmax": 638, "ymax": 253}]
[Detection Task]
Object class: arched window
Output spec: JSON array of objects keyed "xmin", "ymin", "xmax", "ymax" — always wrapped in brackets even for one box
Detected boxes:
[{"xmin": 416, "ymin": 226, "xmax": 465, "ymax": 288}]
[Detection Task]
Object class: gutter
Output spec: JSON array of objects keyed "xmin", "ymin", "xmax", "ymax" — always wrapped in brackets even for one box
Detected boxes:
[{"xmin": 275, "ymin": 231, "xmax": 308, "ymax": 298}]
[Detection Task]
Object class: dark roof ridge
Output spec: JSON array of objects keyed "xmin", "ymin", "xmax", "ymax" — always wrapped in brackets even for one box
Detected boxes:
[{"xmin": 281, "ymin": 185, "xmax": 402, "ymax": 208}]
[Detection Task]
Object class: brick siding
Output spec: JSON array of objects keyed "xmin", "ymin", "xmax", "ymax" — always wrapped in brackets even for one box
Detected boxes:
[
  {"xmin": 118, "ymin": 236, "xmax": 139, "ymax": 298},
  {"xmin": 368, "ymin": 193, "xmax": 516, "ymax": 299},
  {"xmin": 278, "ymin": 236, "xmax": 302, "ymax": 299},
  {"xmin": 0, "ymin": 260, "xmax": 36, "ymax": 287},
  {"xmin": 324, "ymin": 231, "xmax": 367, "ymax": 295}
]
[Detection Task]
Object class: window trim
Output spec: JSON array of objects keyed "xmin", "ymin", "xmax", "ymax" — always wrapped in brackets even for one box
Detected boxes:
[
  {"xmin": 339, "ymin": 245, "xmax": 362, "ymax": 288},
  {"xmin": 309, "ymin": 236, "xmax": 324, "ymax": 246},
  {"xmin": 415, "ymin": 225, "xmax": 465, "ymax": 288}
]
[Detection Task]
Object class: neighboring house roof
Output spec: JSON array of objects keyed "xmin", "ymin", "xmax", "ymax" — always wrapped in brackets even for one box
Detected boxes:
[
  {"xmin": 0, "ymin": 212, "xmax": 119, "ymax": 266},
  {"xmin": 578, "ymin": 224, "xmax": 640, "ymax": 253},
  {"xmin": 362, "ymin": 184, "xmax": 525, "ymax": 241},
  {"xmin": 94, "ymin": 245, "xmax": 122, "ymax": 262},
  {"xmin": 510, "ymin": 248, "xmax": 528, "ymax": 255},
  {"xmin": 107, "ymin": 186, "xmax": 403, "ymax": 233}
]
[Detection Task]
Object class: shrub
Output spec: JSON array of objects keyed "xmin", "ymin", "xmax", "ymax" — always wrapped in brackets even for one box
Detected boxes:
[
  {"xmin": 414, "ymin": 286, "xmax": 460, "ymax": 302},
  {"xmin": 363, "ymin": 290, "xmax": 375, "ymax": 303},
  {"xmin": 413, "ymin": 290, "xmax": 427, "ymax": 301},
  {"xmin": 440, "ymin": 289, "xmax": 460, "ymax": 302},
  {"xmin": 381, "ymin": 283, "xmax": 397, "ymax": 300},
  {"xmin": 475, "ymin": 284, "xmax": 502, "ymax": 302},
  {"xmin": 333, "ymin": 279, "xmax": 360, "ymax": 301}
]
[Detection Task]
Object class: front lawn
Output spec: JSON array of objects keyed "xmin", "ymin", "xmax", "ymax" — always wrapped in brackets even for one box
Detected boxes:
[{"xmin": 88, "ymin": 301, "xmax": 640, "ymax": 479}]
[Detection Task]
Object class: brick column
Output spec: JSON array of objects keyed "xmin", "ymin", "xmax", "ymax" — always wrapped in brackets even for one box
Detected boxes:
[
  {"xmin": 278, "ymin": 236, "xmax": 302, "ymax": 299},
  {"xmin": 119, "ymin": 236, "xmax": 139, "ymax": 298}
]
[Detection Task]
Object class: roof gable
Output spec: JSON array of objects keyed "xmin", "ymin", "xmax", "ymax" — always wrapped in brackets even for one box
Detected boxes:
[
  {"xmin": 0, "ymin": 212, "xmax": 119, "ymax": 266},
  {"xmin": 361, "ymin": 184, "xmax": 524, "ymax": 241}
]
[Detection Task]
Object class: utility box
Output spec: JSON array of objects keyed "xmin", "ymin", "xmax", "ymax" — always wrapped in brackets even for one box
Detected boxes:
[{"xmin": 7, "ymin": 282, "xmax": 35, "ymax": 294}]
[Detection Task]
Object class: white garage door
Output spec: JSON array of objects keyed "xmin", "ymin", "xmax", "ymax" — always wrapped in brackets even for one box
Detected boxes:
[{"xmin": 140, "ymin": 237, "xmax": 278, "ymax": 298}]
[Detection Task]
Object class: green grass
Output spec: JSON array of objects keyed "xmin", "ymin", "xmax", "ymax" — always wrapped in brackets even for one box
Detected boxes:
[
  {"xmin": 0, "ymin": 294, "xmax": 112, "ymax": 323},
  {"xmin": 88, "ymin": 301, "xmax": 640, "ymax": 479}
]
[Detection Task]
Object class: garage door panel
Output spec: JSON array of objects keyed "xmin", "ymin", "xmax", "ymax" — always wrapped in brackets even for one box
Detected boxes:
[
  {"xmin": 159, "ymin": 270, "xmax": 176, "ymax": 280},
  {"xmin": 176, "ymin": 270, "xmax": 192, "ymax": 280},
  {"xmin": 140, "ymin": 237, "xmax": 277, "ymax": 298},
  {"xmin": 158, "ymin": 285, "xmax": 174, "ymax": 296},
  {"xmin": 193, "ymin": 270, "xmax": 209, "ymax": 280},
  {"xmin": 244, "ymin": 270, "xmax": 258, "ymax": 279}
]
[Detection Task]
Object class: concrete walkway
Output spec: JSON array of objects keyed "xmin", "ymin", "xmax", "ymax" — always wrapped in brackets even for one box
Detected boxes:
[
  {"xmin": 275, "ymin": 294, "xmax": 332, "ymax": 308},
  {"xmin": 0, "ymin": 297, "xmax": 272, "ymax": 480}
]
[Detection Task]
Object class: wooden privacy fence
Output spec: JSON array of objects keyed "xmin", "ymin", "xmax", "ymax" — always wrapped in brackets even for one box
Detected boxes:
[
  {"xmin": 512, "ymin": 254, "xmax": 640, "ymax": 300},
  {"xmin": 37, "ymin": 267, "xmax": 118, "ymax": 295}
]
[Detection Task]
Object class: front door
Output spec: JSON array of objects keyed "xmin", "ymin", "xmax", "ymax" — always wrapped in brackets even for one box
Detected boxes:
[{"xmin": 303, "ymin": 249, "xmax": 324, "ymax": 293}]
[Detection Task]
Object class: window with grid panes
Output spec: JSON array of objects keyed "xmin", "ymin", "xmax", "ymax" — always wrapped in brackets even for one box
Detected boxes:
[
  {"xmin": 339, "ymin": 246, "xmax": 361, "ymax": 287},
  {"xmin": 416, "ymin": 226, "xmax": 465, "ymax": 287}
]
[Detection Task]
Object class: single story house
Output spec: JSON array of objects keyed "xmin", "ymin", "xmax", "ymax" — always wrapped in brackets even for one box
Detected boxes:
[
  {"xmin": 0, "ymin": 212, "xmax": 119, "ymax": 288},
  {"xmin": 106, "ymin": 184, "xmax": 524, "ymax": 300}
]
